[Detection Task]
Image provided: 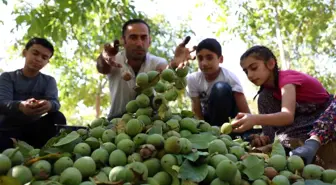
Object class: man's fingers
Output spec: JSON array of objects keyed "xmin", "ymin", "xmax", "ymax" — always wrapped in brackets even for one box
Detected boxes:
[
  {"xmin": 177, "ymin": 62, "xmax": 184, "ymax": 69},
  {"xmin": 113, "ymin": 39, "xmax": 120, "ymax": 47},
  {"xmin": 111, "ymin": 62, "xmax": 122, "ymax": 68},
  {"xmin": 112, "ymin": 39, "xmax": 120, "ymax": 52},
  {"xmin": 188, "ymin": 55, "xmax": 196, "ymax": 61},
  {"xmin": 104, "ymin": 43, "xmax": 112, "ymax": 52},
  {"xmin": 108, "ymin": 58, "xmax": 122, "ymax": 68},
  {"xmin": 189, "ymin": 46, "xmax": 197, "ymax": 53},
  {"xmin": 184, "ymin": 61, "xmax": 191, "ymax": 67},
  {"xmin": 104, "ymin": 40, "xmax": 121, "ymax": 55},
  {"xmin": 180, "ymin": 36, "xmax": 191, "ymax": 47}
]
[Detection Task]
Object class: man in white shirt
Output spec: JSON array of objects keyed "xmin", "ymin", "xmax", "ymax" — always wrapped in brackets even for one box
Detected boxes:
[
  {"xmin": 187, "ymin": 38, "xmax": 251, "ymax": 126},
  {"xmin": 96, "ymin": 19, "xmax": 194, "ymax": 120}
]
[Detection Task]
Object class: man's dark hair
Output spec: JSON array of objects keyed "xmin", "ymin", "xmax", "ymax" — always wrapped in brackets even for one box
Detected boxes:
[
  {"xmin": 196, "ymin": 38, "xmax": 222, "ymax": 57},
  {"xmin": 25, "ymin": 37, "xmax": 54, "ymax": 58},
  {"xmin": 122, "ymin": 19, "xmax": 151, "ymax": 36}
]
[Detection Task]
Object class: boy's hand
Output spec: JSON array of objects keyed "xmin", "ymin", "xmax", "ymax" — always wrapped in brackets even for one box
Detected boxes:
[
  {"xmin": 33, "ymin": 100, "xmax": 52, "ymax": 115},
  {"xmin": 19, "ymin": 99, "xmax": 38, "ymax": 115},
  {"xmin": 19, "ymin": 99, "xmax": 52, "ymax": 116},
  {"xmin": 171, "ymin": 36, "xmax": 197, "ymax": 69},
  {"xmin": 102, "ymin": 40, "xmax": 122, "ymax": 68}
]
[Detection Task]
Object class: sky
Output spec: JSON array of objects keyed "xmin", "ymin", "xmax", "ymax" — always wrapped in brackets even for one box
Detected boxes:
[{"xmin": 0, "ymin": 0, "xmax": 258, "ymax": 99}]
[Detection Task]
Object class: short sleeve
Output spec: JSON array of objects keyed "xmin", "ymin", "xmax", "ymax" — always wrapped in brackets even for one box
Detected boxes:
[
  {"xmin": 278, "ymin": 70, "xmax": 305, "ymax": 88},
  {"xmin": 186, "ymin": 73, "xmax": 199, "ymax": 98},
  {"xmin": 225, "ymin": 70, "xmax": 244, "ymax": 93}
]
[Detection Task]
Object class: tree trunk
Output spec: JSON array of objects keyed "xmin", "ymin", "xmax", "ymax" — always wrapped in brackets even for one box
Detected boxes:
[
  {"xmin": 274, "ymin": 1, "xmax": 289, "ymax": 69},
  {"xmin": 95, "ymin": 78, "xmax": 108, "ymax": 118},
  {"xmin": 95, "ymin": 80, "xmax": 102, "ymax": 118}
]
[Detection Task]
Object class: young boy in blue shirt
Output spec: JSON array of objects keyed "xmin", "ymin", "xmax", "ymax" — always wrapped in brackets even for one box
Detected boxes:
[{"xmin": 0, "ymin": 37, "xmax": 66, "ymax": 151}]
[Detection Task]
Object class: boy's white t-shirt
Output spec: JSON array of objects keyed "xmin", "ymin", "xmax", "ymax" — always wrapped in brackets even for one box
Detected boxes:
[
  {"xmin": 186, "ymin": 67, "xmax": 244, "ymax": 113},
  {"xmin": 107, "ymin": 50, "xmax": 167, "ymax": 119}
]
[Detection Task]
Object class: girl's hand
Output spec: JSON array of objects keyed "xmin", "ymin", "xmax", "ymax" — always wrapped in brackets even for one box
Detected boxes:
[
  {"xmin": 249, "ymin": 134, "xmax": 271, "ymax": 147},
  {"xmin": 231, "ymin": 112, "xmax": 259, "ymax": 133}
]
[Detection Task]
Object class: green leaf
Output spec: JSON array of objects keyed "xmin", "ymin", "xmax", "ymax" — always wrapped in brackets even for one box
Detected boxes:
[
  {"xmin": 186, "ymin": 132, "xmax": 217, "ymax": 149},
  {"xmin": 40, "ymin": 131, "xmax": 67, "ymax": 155},
  {"xmin": 198, "ymin": 151, "xmax": 209, "ymax": 156},
  {"xmin": 271, "ymin": 136, "xmax": 286, "ymax": 157},
  {"xmin": 28, "ymin": 149, "xmax": 41, "ymax": 157},
  {"xmin": 15, "ymin": 15, "xmax": 28, "ymax": 25},
  {"xmin": 175, "ymin": 154, "xmax": 184, "ymax": 165},
  {"xmin": 178, "ymin": 160, "xmax": 208, "ymax": 182},
  {"xmin": 11, "ymin": 139, "xmax": 34, "ymax": 159},
  {"xmin": 1, "ymin": 0, "xmax": 7, "ymax": 5},
  {"xmin": 183, "ymin": 151, "xmax": 199, "ymax": 162},
  {"xmin": 242, "ymin": 155, "xmax": 265, "ymax": 181},
  {"xmin": 183, "ymin": 151, "xmax": 208, "ymax": 162},
  {"xmin": 53, "ymin": 131, "xmax": 80, "ymax": 147},
  {"xmin": 42, "ymin": 147, "xmax": 64, "ymax": 154}
]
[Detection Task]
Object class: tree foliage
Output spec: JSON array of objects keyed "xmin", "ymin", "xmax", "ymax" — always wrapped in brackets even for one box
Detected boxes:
[
  {"xmin": 11, "ymin": 0, "xmax": 193, "ymax": 125},
  {"xmin": 213, "ymin": 0, "xmax": 336, "ymax": 93}
]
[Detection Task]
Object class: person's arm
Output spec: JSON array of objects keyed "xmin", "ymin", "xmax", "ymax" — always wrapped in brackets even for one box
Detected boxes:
[
  {"xmin": 225, "ymin": 69, "xmax": 250, "ymax": 114},
  {"xmin": 44, "ymin": 77, "xmax": 61, "ymax": 112},
  {"xmin": 97, "ymin": 41, "xmax": 122, "ymax": 75},
  {"xmin": 186, "ymin": 74, "xmax": 203, "ymax": 119},
  {"xmin": 191, "ymin": 97, "xmax": 204, "ymax": 120},
  {"xmin": 256, "ymin": 84, "xmax": 296, "ymax": 126},
  {"xmin": 233, "ymin": 92, "xmax": 251, "ymax": 113},
  {"xmin": 96, "ymin": 53, "xmax": 113, "ymax": 74},
  {"xmin": 0, "ymin": 73, "xmax": 21, "ymax": 115}
]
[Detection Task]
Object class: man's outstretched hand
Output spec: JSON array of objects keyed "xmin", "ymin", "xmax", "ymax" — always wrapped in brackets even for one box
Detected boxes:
[
  {"xmin": 102, "ymin": 39, "xmax": 122, "ymax": 68},
  {"xmin": 171, "ymin": 36, "xmax": 197, "ymax": 69}
]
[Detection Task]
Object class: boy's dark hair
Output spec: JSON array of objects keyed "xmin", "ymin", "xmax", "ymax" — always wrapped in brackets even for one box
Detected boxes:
[
  {"xmin": 122, "ymin": 19, "xmax": 151, "ymax": 37},
  {"xmin": 240, "ymin": 45, "xmax": 279, "ymax": 100},
  {"xmin": 196, "ymin": 38, "xmax": 222, "ymax": 57},
  {"xmin": 25, "ymin": 37, "xmax": 54, "ymax": 58}
]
